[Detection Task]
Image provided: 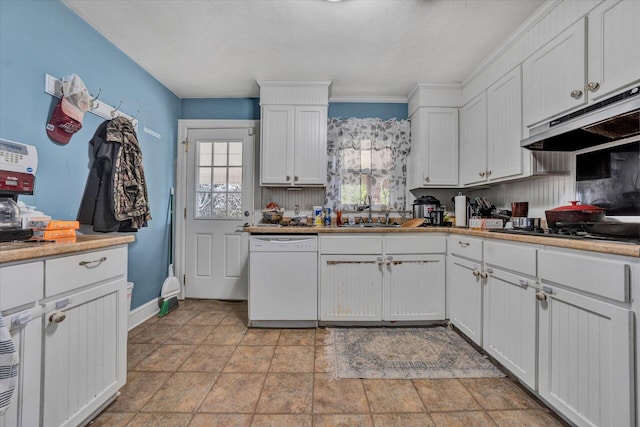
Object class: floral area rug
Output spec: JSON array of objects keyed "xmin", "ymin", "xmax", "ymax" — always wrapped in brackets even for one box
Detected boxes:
[{"xmin": 325, "ymin": 327, "xmax": 505, "ymax": 379}]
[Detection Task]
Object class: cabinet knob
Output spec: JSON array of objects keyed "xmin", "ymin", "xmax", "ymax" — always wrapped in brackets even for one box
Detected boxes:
[
  {"xmin": 49, "ymin": 311, "xmax": 66, "ymax": 323},
  {"xmin": 472, "ymin": 270, "xmax": 480, "ymax": 277},
  {"xmin": 385, "ymin": 255, "xmax": 394, "ymax": 265},
  {"xmin": 376, "ymin": 256, "xmax": 384, "ymax": 265},
  {"xmin": 294, "ymin": 176, "xmax": 299, "ymax": 182},
  {"xmin": 479, "ymin": 271, "xmax": 488, "ymax": 279},
  {"xmin": 535, "ymin": 291, "xmax": 548, "ymax": 302},
  {"xmin": 570, "ymin": 89, "xmax": 583, "ymax": 99},
  {"xmin": 486, "ymin": 170, "xmax": 492, "ymax": 177},
  {"xmin": 286, "ymin": 175, "xmax": 291, "ymax": 182},
  {"xmin": 479, "ymin": 171, "xmax": 486, "ymax": 177},
  {"xmin": 424, "ymin": 176, "xmax": 430, "ymax": 183},
  {"xmin": 586, "ymin": 81, "xmax": 600, "ymax": 92}
]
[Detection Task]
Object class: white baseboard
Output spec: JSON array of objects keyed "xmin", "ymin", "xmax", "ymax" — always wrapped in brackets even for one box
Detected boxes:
[{"xmin": 128, "ymin": 298, "xmax": 160, "ymax": 330}]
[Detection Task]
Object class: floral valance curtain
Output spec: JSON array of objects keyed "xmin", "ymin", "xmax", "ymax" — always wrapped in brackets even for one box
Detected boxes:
[{"xmin": 324, "ymin": 117, "xmax": 411, "ymax": 211}]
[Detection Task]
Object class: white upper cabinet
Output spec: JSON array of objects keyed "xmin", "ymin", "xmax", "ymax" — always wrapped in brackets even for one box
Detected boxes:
[
  {"xmin": 460, "ymin": 92, "xmax": 488, "ymax": 186},
  {"xmin": 258, "ymin": 81, "xmax": 330, "ymax": 186},
  {"xmin": 408, "ymin": 107, "xmax": 459, "ymax": 188},
  {"xmin": 260, "ymin": 105, "xmax": 295, "ymax": 185},
  {"xmin": 523, "ymin": 0, "xmax": 640, "ymax": 128},
  {"xmin": 522, "ymin": 19, "xmax": 586, "ymax": 127},
  {"xmin": 487, "ymin": 68, "xmax": 523, "ymax": 181},
  {"xmin": 587, "ymin": 0, "xmax": 640, "ymax": 102},
  {"xmin": 293, "ymin": 105, "xmax": 328, "ymax": 185}
]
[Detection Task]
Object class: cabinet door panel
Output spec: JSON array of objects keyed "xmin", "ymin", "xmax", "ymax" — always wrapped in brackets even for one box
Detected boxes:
[
  {"xmin": 487, "ymin": 67, "xmax": 523, "ymax": 181},
  {"xmin": 523, "ymin": 19, "xmax": 587, "ymax": 127},
  {"xmin": 448, "ymin": 255, "xmax": 483, "ymax": 345},
  {"xmin": 43, "ymin": 279, "xmax": 127, "ymax": 427},
  {"xmin": 538, "ymin": 285, "xmax": 634, "ymax": 427},
  {"xmin": 483, "ymin": 268, "xmax": 536, "ymax": 388},
  {"xmin": 294, "ymin": 106, "xmax": 327, "ymax": 185},
  {"xmin": 385, "ymin": 254, "xmax": 445, "ymax": 321},
  {"xmin": 320, "ymin": 255, "xmax": 382, "ymax": 321},
  {"xmin": 461, "ymin": 93, "xmax": 488, "ymax": 186},
  {"xmin": 426, "ymin": 108, "xmax": 459, "ymax": 186},
  {"xmin": 408, "ymin": 108, "xmax": 459, "ymax": 188},
  {"xmin": 588, "ymin": 0, "xmax": 640, "ymax": 101},
  {"xmin": 261, "ymin": 105, "xmax": 294, "ymax": 185}
]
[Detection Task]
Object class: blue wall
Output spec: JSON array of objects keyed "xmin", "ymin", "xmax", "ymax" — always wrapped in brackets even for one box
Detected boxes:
[
  {"xmin": 181, "ymin": 99, "xmax": 409, "ymax": 121},
  {"xmin": 0, "ymin": 0, "xmax": 180, "ymax": 310},
  {"xmin": 181, "ymin": 98, "xmax": 260, "ymax": 120},
  {"xmin": 329, "ymin": 102, "xmax": 408, "ymax": 120}
]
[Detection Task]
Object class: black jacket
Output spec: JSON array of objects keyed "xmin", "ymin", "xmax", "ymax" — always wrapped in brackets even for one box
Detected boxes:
[{"xmin": 77, "ymin": 120, "xmax": 135, "ymax": 232}]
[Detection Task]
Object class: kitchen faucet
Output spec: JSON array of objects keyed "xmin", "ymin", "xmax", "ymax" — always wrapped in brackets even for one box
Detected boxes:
[{"xmin": 365, "ymin": 194, "xmax": 372, "ymax": 223}]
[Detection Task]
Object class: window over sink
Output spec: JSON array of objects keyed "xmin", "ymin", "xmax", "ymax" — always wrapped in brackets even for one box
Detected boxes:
[{"xmin": 325, "ymin": 118, "xmax": 410, "ymax": 211}]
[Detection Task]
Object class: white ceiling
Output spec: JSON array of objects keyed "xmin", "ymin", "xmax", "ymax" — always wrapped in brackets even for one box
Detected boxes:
[{"xmin": 63, "ymin": 0, "xmax": 545, "ymax": 100}]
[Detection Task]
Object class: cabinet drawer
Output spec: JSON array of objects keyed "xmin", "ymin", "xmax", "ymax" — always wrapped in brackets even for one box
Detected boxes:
[
  {"xmin": 539, "ymin": 250, "xmax": 629, "ymax": 302},
  {"xmin": 448, "ymin": 235, "xmax": 482, "ymax": 260},
  {"xmin": 385, "ymin": 234, "xmax": 446, "ymax": 254},
  {"xmin": 45, "ymin": 246, "xmax": 127, "ymax": 296},
  {"xmin": 320, "ymin": 235, "xmax": 382, "ymax": 254},
  {"xmin": 484, "ymin": 240, "xmax": 537, "ymax": 277},
  {"xmin": 0, "ymin": 261, "xmax": 44, "ymax": 311}
]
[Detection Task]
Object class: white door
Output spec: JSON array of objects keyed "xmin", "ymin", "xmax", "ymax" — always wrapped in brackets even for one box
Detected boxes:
[{"xmin": 185, "ymin": 128, "xmax": 254, "ymax": 299}]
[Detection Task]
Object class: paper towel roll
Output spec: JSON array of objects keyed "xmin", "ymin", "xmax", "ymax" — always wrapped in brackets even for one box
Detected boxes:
[{"xmin": 455, "ymin": 195, "xmax": 467, "ymax": 227}]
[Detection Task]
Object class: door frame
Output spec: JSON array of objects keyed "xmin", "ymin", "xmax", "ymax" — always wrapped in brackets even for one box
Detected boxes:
[{"xmin": 176, "ymin": 120, "xmax": 259, "ymax": 299}]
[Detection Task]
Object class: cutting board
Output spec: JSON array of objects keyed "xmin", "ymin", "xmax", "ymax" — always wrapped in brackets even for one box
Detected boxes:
[{"xmin": 401, "ymin": 218, "xmax": 425, "ymax": 228}]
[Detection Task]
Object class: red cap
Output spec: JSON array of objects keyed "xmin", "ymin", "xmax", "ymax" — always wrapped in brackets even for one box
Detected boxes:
[{"xmin": 46, "ymin": 98, "xmax": 83, "ymax": 144}]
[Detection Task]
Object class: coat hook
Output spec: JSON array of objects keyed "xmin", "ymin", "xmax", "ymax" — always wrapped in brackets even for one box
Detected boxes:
[
  {"xmin": 111, "ymin": 100, "xmax": 123, "ymax": 118},
  {"xmin": 130, "ymin": 110, "xmax": 140, "ymax": 122},
  {"xmin": 89, "ymin": 88, "xmax": 102, "ymax": 110}
]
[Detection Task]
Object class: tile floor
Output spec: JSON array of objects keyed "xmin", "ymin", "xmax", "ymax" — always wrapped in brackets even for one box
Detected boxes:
[{"xmin": 89, "ymin": 299, "xmax": 568, "ymax": 427}]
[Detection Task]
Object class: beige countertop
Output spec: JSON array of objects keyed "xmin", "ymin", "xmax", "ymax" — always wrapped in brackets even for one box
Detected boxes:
[
  {"xmin": 0, "ymin": 234, "xmax": 136, "ymax": 263},
  {"xmin": 245, "ymin": 225, "xmax": 640, "ymax": 258}
]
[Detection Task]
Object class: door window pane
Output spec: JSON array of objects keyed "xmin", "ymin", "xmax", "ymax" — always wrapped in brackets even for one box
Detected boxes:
[{"xmin": 195, "ymin": 139, "xmax": 243, "ymax": 219}]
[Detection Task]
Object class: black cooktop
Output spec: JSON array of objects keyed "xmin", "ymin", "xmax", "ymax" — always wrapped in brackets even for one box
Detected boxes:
[{"xmin": 489, "ymin": 228, "xmax": 640, "ymax": 245}]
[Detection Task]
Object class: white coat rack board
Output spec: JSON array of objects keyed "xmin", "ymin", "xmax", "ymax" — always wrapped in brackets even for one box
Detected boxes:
[{"xmin": 44, "ymin": 73, "xmax": 139, "ymax": 129}]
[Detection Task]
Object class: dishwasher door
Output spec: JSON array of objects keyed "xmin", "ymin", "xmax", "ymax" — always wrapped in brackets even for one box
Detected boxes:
[{"xmin": 249, "ymin": 235, "xmax": 318, "ymax": 324}]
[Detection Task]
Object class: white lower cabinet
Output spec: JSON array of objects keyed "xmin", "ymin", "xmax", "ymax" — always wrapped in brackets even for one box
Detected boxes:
[
  {"xmin": 538, "ymin": 249, "xmax": 634, "ymax": 427},
  {"xmin": 447, "ymin": 235, "xmax": 484, "ymax": 345},
  {"xmin": 448, "ymin": 255, "xmax": 483, "ymax": 345},
  {"xmin": 482, "ymin": 240, "xmax": 538, "ymax": 388},
  {"xmin": 42, "ymin": 278, "xmax": 128, "ymax": 427},
  {"xmin": 538, "ymin": 286, "xmax": 633, "ymax": 427},
  {"xmin": 0, "ymin": 261, "xmax": 43, "ymax": 427},
  {"xmin": 385, "ymin": 253, "xmax": 445, "ymax": 321},
  {"xmin": 483, "ymin": 267, "xmax": 537, "ymax": 388},
  {"xmin": 41, "ymin": 246, "xmax": 128, "ymax": 427},
  {"xmin": 319, "ymin": 234, "xmax": 446, "ymax": 322},
  {"xmin": 320, "ymin": 254, "xmax": 383, "ymax": 321}
]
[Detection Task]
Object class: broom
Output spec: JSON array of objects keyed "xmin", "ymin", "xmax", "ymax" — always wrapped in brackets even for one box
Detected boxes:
[{"xmin": 159, "ymin": 188, "xmax": 180, "ymax": 316}]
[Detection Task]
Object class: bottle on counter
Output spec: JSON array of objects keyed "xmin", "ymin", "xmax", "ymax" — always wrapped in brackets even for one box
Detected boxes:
[{"xmin": 324, "ymin": 207, "xmax": 331, "ymax": 226}]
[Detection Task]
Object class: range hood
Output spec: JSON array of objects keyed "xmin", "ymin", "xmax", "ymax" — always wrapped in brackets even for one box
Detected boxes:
[{"xmin": 522, "ymin": 85, "xmax": 640, "ymax": 151}]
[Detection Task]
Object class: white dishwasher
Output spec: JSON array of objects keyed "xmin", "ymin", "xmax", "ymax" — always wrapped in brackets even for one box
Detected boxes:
[{"xmin": 249, "ymin": 235, "xmax": 318, "ymax": 327}]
